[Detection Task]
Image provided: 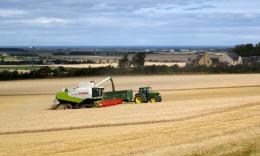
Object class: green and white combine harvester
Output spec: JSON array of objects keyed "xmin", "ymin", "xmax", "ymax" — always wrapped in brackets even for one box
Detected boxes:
[{"xmin": 54, "ymin": 77, "xmax": 162, "ymax": 109}]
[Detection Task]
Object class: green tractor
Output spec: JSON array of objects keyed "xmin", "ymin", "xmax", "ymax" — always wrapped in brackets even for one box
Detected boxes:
[{"xmin": 134, "ymin": 87, "xmax": 162, "ymax": 104}]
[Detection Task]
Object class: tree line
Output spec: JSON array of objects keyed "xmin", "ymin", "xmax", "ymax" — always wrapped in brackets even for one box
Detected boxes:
[
  {"xmin": 118, "ymin": 52, "xmax": 146, "ymax": 68},
  {"xmin": 1, "ymin": 51, "xmax": 260, "ymax": 81},
  {"xmin": 232, "ymin": 43, "xmax": 260, "ymax": 57},
  {"xmin": 1, "ymin": 63, "xmax": 260, "ymax": 80}
]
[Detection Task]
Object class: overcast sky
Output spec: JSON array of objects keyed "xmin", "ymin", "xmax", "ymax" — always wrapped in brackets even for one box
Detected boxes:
[{"xmin": 0, "ymin": 0, "xmax": 260, "ymax": 46}]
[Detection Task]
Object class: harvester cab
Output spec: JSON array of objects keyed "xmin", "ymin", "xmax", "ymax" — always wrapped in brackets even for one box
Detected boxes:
[{"xmin": 134, "ymin": 87, "xmax": 162, "ymax": 104}]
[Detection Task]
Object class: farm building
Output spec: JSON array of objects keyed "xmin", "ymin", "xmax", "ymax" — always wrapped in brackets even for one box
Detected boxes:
[
  {"xmin": 219, "ymin": 53, "xmax": 243, "ymax": 65},
  {"xmin": 192, "ymin": 52, "xmax": 242, "ymax": 66},
  {"xmin": 242, "ymin": 56, "xmax": 260, "ymax": 64},
  {"xmin": 192, "ymin": 53, "xmax": 213, "ymax": 67},
  {"xmin": 146, "ymin": 53, "xmax": 197, "ymax": 62}
]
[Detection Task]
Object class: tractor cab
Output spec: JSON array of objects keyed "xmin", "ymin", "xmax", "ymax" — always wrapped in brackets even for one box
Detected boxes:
[{"xmin": 138, "ymin": 87, "xmax": 151, "ymax": 96}]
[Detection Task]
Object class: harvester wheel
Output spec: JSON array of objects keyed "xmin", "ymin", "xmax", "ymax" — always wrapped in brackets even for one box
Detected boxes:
[
  {"xmin": 55, "ymin": 104, "xmax": 64, "ymax": 110},
  {"xmin": 56, "ymin": 104, "xmax": 73, "ymax": 110},
  {"xmin": 150, "ymin": 97, "xmax": 157, "ymax": 103},
  {"xmin": 64, "ymin": 104, "xmax": 73, "ymax": 109},
  {"xmin": 80, "ymin": 103, "xmax": 91, "ymax": 109},
  {"xmin": 134, "ymin": 95, "xmax": 145, "ymax": 104},
  {"xmin": 74, "ymin": 104, "xmax": 80, "ymax": 109}
]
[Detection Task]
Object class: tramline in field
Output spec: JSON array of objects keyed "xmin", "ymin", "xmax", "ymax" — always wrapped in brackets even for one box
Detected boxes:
[{"xmin": 54, "ymin": 77, "xmax": 162, "ymax": 109}]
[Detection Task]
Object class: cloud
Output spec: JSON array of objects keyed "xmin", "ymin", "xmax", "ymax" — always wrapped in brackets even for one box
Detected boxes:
[
  {"xmin": 19, "ymin": 17, "xmax": 70, "ymax": 26},
  {"xmin": 0, "ymin": 0, "xmax": 260, "ymax": 45},
  {"xmin": 132, "ymin": 4, "xmax": 177, "ymax": 17},
  {"xmin": 184, "ymin": 5, "xmax": 216, "ymax": 11},
  {"xmin": 0, "ymin": 9, "xmax": 26, "ymax": 17},
  {"xmin": 68, "ymin": 16, "xmax": 168, "ymax": 28}
]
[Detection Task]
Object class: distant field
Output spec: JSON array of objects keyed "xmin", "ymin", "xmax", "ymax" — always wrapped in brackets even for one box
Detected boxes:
[
  {"xmin": 0, "ymin": 65, "xmax": 39, "ymax": 70},
  {"xmin": 44, "ymin": 62, "xmax": 186, "ymax": 68},
  {"xmin": 0, "ymin": 61, "xmax": 186, "ymax": 70},
  {"xmin": 0, "ymin": 74, "xmax": 259, "ymax": 155}
]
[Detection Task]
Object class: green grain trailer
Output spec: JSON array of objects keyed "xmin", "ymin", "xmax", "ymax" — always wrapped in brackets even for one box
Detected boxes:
[{"xmin": 103, "ymin": 90, "xmax": 133, "ymax": 102}]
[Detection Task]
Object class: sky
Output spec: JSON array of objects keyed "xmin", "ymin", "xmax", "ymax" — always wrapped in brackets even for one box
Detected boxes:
[{"xmin": 0, "ymin": 0, "xmax": 260, "ymax": 46}]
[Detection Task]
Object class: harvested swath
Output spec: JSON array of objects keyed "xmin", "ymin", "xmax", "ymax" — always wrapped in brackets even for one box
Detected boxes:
[
  {"xmin": 0, "ymin": 85, "xmax": 260, "ymax": 135},
  {"xmin": 1, "ymin": 74, "xmax": 260, "ymax": 95},
  {"xmin": 0, "ymin": 101, "xmax": 259, "ymax": 136},
  {"xmin": 0, "ymin": 100, "xmax": 259, "ymax": 156}
]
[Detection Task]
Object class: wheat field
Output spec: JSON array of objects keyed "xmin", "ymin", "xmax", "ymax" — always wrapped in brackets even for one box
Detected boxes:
[
  {"xmin": 0, "ymin": 74, "xmax": 260, "ymax": 156},
  {"xmin": 1, "ymin": 62, "xmax": 186, "ymax": 70}
]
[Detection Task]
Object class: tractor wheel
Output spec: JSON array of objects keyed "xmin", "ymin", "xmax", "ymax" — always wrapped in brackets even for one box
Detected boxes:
[
  {"xmin": 134, "ymin": 94, "xmax": 146, "ymax": 104},
  {"xmin": 56, "ymin": 104, "xmax": 73, "ymax": 110},
  {"xmin": 149, "ymin": 97, "xmax": 157, "ymax": 103},
  {"xmin": 156, "ymin": 96, "xmax": 162, "ymax": 102}
]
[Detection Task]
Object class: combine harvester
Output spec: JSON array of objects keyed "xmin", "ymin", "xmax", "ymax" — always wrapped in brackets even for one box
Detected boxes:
[{"xmin": 54, "ymin": 77, "xmax": 162, "ymax": 109}]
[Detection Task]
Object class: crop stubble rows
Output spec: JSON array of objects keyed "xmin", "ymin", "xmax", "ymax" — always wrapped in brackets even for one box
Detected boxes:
[{"xmin": 0, "ymin": 74, "xmax": 260, "ymax": 155}]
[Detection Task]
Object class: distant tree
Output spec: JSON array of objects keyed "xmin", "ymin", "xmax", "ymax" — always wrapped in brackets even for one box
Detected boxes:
[
  {"xmin": 118, "ymin": 54, "xmax": 131, "ymax": 68},
  {"xmin": 233, "ymin": 43, "xmax": 260, "ymax": 57},
  {"xmin": 132, "ymin": 52, "xmax": 146, "ymax": 68},
  {"xmin": 53, "ymin": 52, "xmax": 67, "ymax": 56},
  {"xmin": 254, "ymin": 43, "xmax": 260, "ymax": 56},
  {"xmin": 57, "ymin": 66, "xmax": 66, "ymax": 72},
  {"xmin": 12, "ymin": 70, "xmax": 19, "ymax": 79},
  {"xmin": 37, "ymin": 66, "xmax": 52, "ymax": 78}
]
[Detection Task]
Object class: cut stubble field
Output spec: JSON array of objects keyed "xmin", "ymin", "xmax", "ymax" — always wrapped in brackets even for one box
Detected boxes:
[{"xmin": 0, "ymin": 74, "xmax": 260, "ymax": 156}]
